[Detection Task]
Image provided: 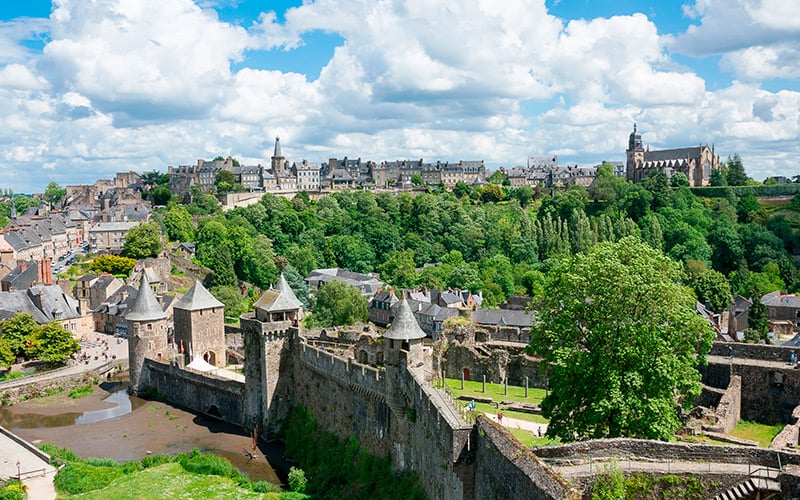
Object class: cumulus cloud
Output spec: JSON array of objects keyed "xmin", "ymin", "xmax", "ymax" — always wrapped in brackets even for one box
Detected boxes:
[
  {"xmin": 40, "ymin": 0, "xmax": 249, "ymax": 122},
  {"xmin": 0, "ymin": 0, "xmax": 797, "ymax": 191}
]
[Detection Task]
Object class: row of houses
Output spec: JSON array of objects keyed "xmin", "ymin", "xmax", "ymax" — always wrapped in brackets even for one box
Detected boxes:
[{"xmin": 166, "ymin": 137, "xmax": 488, "ymax": 198}]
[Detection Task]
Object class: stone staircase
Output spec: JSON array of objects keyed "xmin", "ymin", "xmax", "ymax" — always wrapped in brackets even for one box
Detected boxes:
[{"xmin": 712, "ymin": 468, "xmax": 781, "ymax": 500}]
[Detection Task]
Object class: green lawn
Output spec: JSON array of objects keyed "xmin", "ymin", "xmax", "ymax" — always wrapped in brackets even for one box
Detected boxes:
[
  {"xmin": 66, "ymin": 463, "xmax": 270, "ymax": 499},
  {"xmin": 440, "ymin": 377, "xmax": 547, "ymax": 404},
  {"xmin": 729, "ymin": 421, "xmax": 784, "ymax": 448},
  {"xmin": 440, "ymin": 377, "xmax": 550, "ymax": 425}
]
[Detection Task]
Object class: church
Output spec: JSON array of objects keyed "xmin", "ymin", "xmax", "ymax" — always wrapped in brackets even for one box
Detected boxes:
[{"xmin": 625, "ymin": 124, "xmax": 720, "ymax": 187}]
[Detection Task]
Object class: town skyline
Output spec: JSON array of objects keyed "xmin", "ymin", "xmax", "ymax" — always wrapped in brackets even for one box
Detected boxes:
[{"xmin": 1, "ymin": 0, "xmax": 798, "ymax": 193}]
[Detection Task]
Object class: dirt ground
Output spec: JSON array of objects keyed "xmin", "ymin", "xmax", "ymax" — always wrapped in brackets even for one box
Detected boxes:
[{"xmin": 0, "ymin": 381, "xmax": 286, "ymax": 484}]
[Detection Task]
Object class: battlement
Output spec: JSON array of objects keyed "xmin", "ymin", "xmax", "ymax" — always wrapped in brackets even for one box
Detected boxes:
[{"xmin": 298, "ymin": 340, "xmax": 386, "ymax": 401}]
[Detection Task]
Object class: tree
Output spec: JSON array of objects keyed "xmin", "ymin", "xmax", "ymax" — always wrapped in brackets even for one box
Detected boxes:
[
  {"xmin": 308, "ymin": 280, "xmax": 368, "ymax": 327},
  {"xmin": 529, "ymin": 237, "xmax": 714, "ymax": 442},
  {"xmin": 725, "ymin": 154, "xmax": 748, "ymax": 186},
  {"xmin": 29, "ymin": 322, "xmax": 80, "ymax": 365},
  {"xmin": 282, "ymin": 265, "xmax": 309, "ymax": 308},
  {"xmin": 0, "ymin": 313, "xmax": 38, "ymax": 359},
  {"xmin": 410, "ymin": 174, "xmax": 423, "ymax": 186},
  {"xmin": 123, "ymin": 222, "xmax": 163, "ymax": 259},
  {"xmin": 0, "ymin": 338, "xmax": 13, "ymax": 369},
  {"xmin": 162, "ymin": 205, "xmax": 195, "ymax": 242},
  {"xmin": 747, "ymin": 288, "xmax": 769, "ymax": 343},
  {"xmin": 670, "ymin": 172, "xmax": 689, "ymax": 188},
  {"xmin": 89, "ymin": 255, "xmax": 137, "ymax": 276},
  {"xmin": 151, "ymin": 186, "xmax": 173, "ymax": 206},
  {"xmin": 210, "ymin": 245, "xmax": 237, "ymax": 288},
  {"xmin": 377, "ymin": 249, "xmax": 418, "ymax": 289},
  {"xmin": 210, "ymin": 285, "xmax": 246, "ymax": 320},
  {"xmin": 710, "ymin": 169, "xmax": 727, "ymax": 187},
  {"xmin": 691, "ymin": 269, "xmax": 732, "ymax": 313},
  {"xmin": 215, "ymin": 170, "xmax": 236, "ymax": 194},
  {"xmin": 43, "ymin": 182, "xmax": 66, "ymax": 208}
]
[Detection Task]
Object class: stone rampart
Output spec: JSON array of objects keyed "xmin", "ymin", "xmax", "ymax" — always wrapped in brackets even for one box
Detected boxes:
[
  {"xmin": 772, "ymin": 404, "xmax": 800, "ymax": 450},
  {"xmin": 298, "ymin": 342, "xmax": 385, "ymax": 401},
  {"xmin": 142, "ymin": 359, "xmax": 245, "ymax": 426},
  {"xmin": 475, "ymin": 416, "xmax": 579, "ymax": 500},
  {"xmin": 474, "ymin": 325, "xmax": 532, "ymax": 344},
  {"xmin": 710, "ymin": 341, "xmax": 795, "ymax": 362},
  {"xmin": 533, "ymin": 438, "xmax": 800, "ymax": 468},
  {"xmin": 396, "ymin": 363, "xmax": 474, "ymax": 500},
  {"xmin": 0, "ymin": 360, "xmax": 127, "ymax": 405}
]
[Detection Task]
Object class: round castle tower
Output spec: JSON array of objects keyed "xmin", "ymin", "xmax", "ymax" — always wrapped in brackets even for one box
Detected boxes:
[
  {"xmin": 383, "ymin": 296, "xmax": 427, "ymax": 419},
  {"xmin": 127, "ymin": 273, "xmax": 168, "ymax": 395}
]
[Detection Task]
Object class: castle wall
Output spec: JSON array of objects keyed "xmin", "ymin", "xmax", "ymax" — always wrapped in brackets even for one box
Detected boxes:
[
  {"xmin": 443, "ymin": 344, "xmax": 548, "ymax": 388},
  {"xmin": 292, "ymin": 341, "xmax": 391, "ymax": 456},
  {"xmin": 475, "ymin": 417, "xmax": 578, "ymax": 500},
  {"xmin": 142, "ymin": 359, "xmax": 245, "ymax": 426},
  {"xmin": 534, "ymin": 438, "xmax": 800, "ymax": 467},
  {"xmin": 710, "ymin": 341, "xmax": 795, "ymax": 362},
  {"xmin": 701, "ymin": 360, "xmax": 800, "ymax": 425}
]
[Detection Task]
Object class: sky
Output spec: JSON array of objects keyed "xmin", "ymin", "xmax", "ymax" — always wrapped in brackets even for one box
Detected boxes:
[{"xmin": 0, "ymin": 0, "xmax": 799, "ymax": 193}]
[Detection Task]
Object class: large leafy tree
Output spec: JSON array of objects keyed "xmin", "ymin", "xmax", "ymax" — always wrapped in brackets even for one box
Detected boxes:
[
  {"xmin": 123, "ymin": 222, "xmax": 163, "ymax": 259},
  {"xmin": 725, "ymin": 154, "xmax": 748, "ymax": 186},
  {"xmin": 0, "ymin": 313, "xmax": 39, "ymax": 358},
  {"xmin": 29, "ymin": 323, "xmax": 80, "ymax": 364},
  {"xmin": 529, "ymin": 237, "xmax": 714, "ymax": 442},
  {"xmin": 309, "ymin": 280, "xmax": 368, "ymax": 327},
  {"xmin": 162, "ymin": 205, "xmax": 195, "ymax": 242}
]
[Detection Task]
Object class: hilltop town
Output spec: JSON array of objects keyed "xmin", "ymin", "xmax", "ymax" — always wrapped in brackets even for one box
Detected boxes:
[{"xmin": 1, "ymin": 126, "xmax": 800, "ymax": 499}]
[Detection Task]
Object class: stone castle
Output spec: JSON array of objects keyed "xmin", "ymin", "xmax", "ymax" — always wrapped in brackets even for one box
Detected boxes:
[{"xmin": 127, "ymin": 271, "xmax": 800, "ymax": 499}]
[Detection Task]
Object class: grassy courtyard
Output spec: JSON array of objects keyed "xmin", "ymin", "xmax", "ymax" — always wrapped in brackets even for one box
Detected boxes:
[{"xmin": 729, "ymin": 420, "xmax": 784, "ymax": 448}]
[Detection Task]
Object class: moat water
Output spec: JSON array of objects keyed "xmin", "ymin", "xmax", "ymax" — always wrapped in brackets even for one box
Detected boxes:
[{"xmin": 0, "ymin": 380, "xmax": 288, "ymax": 484}]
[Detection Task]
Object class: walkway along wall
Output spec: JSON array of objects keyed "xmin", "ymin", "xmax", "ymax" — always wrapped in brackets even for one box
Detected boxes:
[{"xmin": 141, "ymin": 359, "xmax": 245, "ymax": 426}]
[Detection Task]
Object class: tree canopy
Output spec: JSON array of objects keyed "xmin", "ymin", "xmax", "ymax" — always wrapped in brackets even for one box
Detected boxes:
[
  {"xmin": 307, "ymin": 280, "xmax": 368, "ymax": 327},
  {"xmin": 89, "ymin": 255, "xmax": 137, "ymax": 277},
  {"xmin": 529, "ymin": 237, "xmax": 714, "ymax": 442},
  {"xmin": 123, "ymin": 222, "xmax": 163, "ymax": 259},
  {"xmin": 0, "ymin": 313, "xmax": 79, "ymax": 367},
  {"xmin": 44, "ymin": 182, "xmax": 66, "ymax": 208}
]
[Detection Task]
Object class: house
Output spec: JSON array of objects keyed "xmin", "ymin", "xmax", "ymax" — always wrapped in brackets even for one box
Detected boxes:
[
  {"xmin": 762, "ymin": 291, "xmax": 800, "ymax": 325},
  {"xmin": 369, "ymin": 288, "xmax": 399, "ymax": 326},
  {"xmin": 88, "ymin": 221, "xmax": 141, "ymax": 253},
  {"xmin": 73, "ymin": 273, "xmax": 124, "ymax": 311},
  {"xmin": 727, "ymin": 295, "xmax": 753, "ymax": 340},
  {"xmin": 1, "ymin": 259, "xmax": 54, "ymax": 291},
  {"xmin": 305, "ymin": 268, "xmax": 384, "ymax": 298},
  {"xmin": 0, "ymin": 285, "xmax": 91, "ymax": 336}
]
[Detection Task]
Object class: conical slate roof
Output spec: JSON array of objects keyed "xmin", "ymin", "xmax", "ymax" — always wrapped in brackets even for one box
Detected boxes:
[
  {"xmin": 253, "ymin": 273, "xmax": 303, "ymax": 312},
  {"xmin": 174, "ymin": 280, "xmax": 224, "ymax": 311},
  {"xmin": 126, "ymin": 273, "xmax": 167, "ymax": 322},
  {"xmin": 273, "ymin": 136, "xmax": 283, "ymax": 158},
  {"xmin": 383, "ymin": 297, "xmax": 426, "ymax": 340}
]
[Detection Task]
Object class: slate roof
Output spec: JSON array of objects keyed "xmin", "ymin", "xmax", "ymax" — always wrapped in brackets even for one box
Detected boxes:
[
  {"xmin": 473, "ymin": 308, "xmax": 533, "ymax": 328},
  {"xmin": 643, "ymin": 146, "xmax": 703, "ymax": 162},
  {"xmin": 384, "ymin": 297, "xmax": 427, "ymax": 340},
  {"xmin": 126, "ymin": 274, "xmax": 167, "ymax": 321},
  {"xmin": 762, "ymin": 291, "xmax": 800, "ymax": 308},
  {"xmin": 253, "ymin": 274, "xmax": 303, "ymax": 312},
  {"xmin": 1, "ymin": 262, "xmax": 39, "ymax": 290},
  {"xmin": 0, "ymin": 285, "xmax": 82, "ymax": 324},
  {"xmin": 174, "ymin": 280, "xmax": 224, "ymax": 311}
]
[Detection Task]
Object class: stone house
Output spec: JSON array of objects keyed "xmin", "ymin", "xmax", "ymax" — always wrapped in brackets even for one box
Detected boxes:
[
  {"xmin": 0, "ymin": 284, "xmax": 91, "ymax": 337},
  {"xmin": 762, "ymin": 291, "xmax": 800, "ymax": 325}
]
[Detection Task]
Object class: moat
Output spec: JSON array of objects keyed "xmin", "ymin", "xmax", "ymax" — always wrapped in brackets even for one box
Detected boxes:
[{"xmin": 0, "ymin": 379, "xmax": 288, "ymax": 485}]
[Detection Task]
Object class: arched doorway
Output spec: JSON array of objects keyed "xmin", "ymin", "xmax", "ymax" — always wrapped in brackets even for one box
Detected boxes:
[
  {"xmin": 358, "ymin": 350, "xmax": 368, "ymax": 364},
  {"xmin": 203, "ymin": 350, "xmax": 217, "ymax": 366},
  {"xmin": 463, "ymin": 368, "xmax": 470, "ymax": 381}
]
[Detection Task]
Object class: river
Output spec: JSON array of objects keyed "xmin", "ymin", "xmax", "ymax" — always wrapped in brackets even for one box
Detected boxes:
[{"xmin": 0, "ymin": 379, "xmax": 288, "ymax": 485}]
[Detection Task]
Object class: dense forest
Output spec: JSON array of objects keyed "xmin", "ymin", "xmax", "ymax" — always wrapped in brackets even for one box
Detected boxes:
[{"xmin": 153, "ymin": 163, "xmax": 800, "ymax": 319}]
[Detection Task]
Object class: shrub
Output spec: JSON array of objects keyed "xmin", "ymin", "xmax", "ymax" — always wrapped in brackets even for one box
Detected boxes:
[
  {"xmin": 53, "ymin": 463, "xmax": 124, "ymax": 494},
  {"xmin": 68, "ymin": 384, "xmax": 94, "ymax": 399},
  {"xmin": 39, "ymin": 443, "xmax": 80, "ymax": 463},
  {"xmin": 178, "ymin": 450, "xmax": 246, "ymax": 482},
  {"xmin": 0, "ymin": 480, "xmax": 25, "ymax": 500},
  {"xmin": 288, "ymin": 467, "xmax": 307, "ymax": 493},
  {"xmin": 84, "ymin": 457, "xmax": 119, "ymax": 467},
  {"xmin": 141, "ymin": 454, "xmax": 173, "ymax": 468},
  {"xmin": 592, "ymin": 464, "xmax": 625, "ymax": 500}
]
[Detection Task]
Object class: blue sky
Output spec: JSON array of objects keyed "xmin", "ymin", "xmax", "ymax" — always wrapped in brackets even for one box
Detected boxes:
[{"xmin": 0, "ymin": 0, "xmax": 798, "ymax": 192}]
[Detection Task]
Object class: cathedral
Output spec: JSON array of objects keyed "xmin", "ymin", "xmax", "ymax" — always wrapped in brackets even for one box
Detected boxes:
[{"xmin": 625, "ymin": 124, "xmax": 720, "ymax": 187}]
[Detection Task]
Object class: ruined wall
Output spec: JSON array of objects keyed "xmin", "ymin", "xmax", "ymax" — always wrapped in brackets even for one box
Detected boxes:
[
  {"xmin": 772, "ymin": 404, "xmax": 800, "ymax": 450},
  {"xmin": 0, "ymin": 360, "xmax": 127, "ymax": 405},
  {"xmin": 701, "ymin": 360, "xmax": 800, "ymax": 424},
  {"xmin": 706, "ymin": 375, "xmax": 741, "ymax": 434},
  {"xmin": 443, "ymin": 344, "xmax": 547, "ymax": 388},
  {"xmin": 475, "ymin": 417, "xmax": 579, "ymax": 500},
  {"xmin": 142, "ymin": 359, "xmax": 245, "ymax": 426}
]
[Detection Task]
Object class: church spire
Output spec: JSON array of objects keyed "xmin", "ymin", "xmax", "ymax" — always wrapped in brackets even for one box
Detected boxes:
[{"xmin": 273, "ymin": 136, "xmax": 283, "ymax": 159}]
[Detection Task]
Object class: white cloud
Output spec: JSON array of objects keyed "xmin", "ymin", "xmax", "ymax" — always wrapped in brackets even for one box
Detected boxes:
[
  {"xmin": 41, "ymin": 0, "xmax": 249, "ymax": 121},
  {"xmin": 0, "ymin": 0, "xmax": 797, "ymax": 191}
]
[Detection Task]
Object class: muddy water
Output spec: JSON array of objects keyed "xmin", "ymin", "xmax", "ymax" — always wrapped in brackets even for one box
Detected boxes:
[{"xmin": 0, "ymin": 380, "xmax": 288, "ymax": 485}]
